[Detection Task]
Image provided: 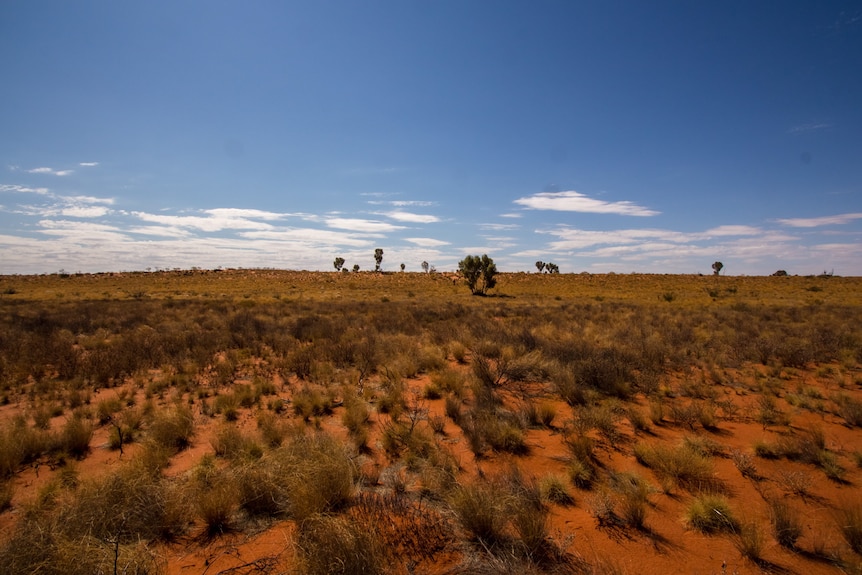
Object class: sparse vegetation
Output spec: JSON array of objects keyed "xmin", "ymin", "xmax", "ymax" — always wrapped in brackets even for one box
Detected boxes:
[{"xmin": 0, "ymin": 270, "xmax": 859, "ymax": 574}]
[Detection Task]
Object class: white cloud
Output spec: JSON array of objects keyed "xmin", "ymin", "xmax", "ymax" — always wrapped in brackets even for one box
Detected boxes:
[
  {"xmin": 384, "ymin": 210, "xmax": 439, "ymax": 223},
  {"xmin": 242, "ymin": 228, "xmax": 376, "ymax": 247},
  {"xmin": 27, "ymin": 167, "xmax": 73, "ymax": 176},
  {"xmin": 703, "ymin": 225, "xmax": 762, "ymax": 236},
  {"xmin": 500, "ymin": 213, "xmax": 522, "ymax": 218},
  {"xmin": 404, "ymin": 237, "xmax": 450, "ymax": 247},
  {"xmin": 479, "ymin": 223, "xmax": 520, "ymax": 231},
  {"xmin": 79, "ymin": 162, "xmax": 100, "ymax": 167},
  {"xmin": 514, "ymin": 190, "xmax": 659, "ymax": 216},
  {"xmin": 205, "ymin": 208, "xmax": 289, "ymax": 220},
  {"xmin": 325, "ymin": 217, "xmax": 406, "ymax": 233},
  {"xmin": 390, "ymin": 200, "xmax": 436, "ymax": 207},
  {"xmin": 776, "ymin": 213, "xmax": 862, "ymax": 227},
  {"xmin": 37, "ymin": 219, "xmax": 130, "ymax": 243},
  {"xmin": 61, "ymin": 206, "xmax": 111, "ymax": 218},
  {"xmin": 132, "ymin": 211, "xmax": 275, "ymax": 232},
  {"xmin": 0, "ymin": 184, "xmax": 50, "ymax": 195},
  {"xmin": 787, "ymin": 122, "xmax": 832, "ymax": 134},
  {"xmin": 68, "ymin": 195, "xmax": 114, "ymax": 205}
]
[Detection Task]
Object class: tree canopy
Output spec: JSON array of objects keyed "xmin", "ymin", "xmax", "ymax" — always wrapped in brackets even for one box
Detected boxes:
[{"xmin": 458, "ymin": 254, "xmax": 498, "ymax": 295}]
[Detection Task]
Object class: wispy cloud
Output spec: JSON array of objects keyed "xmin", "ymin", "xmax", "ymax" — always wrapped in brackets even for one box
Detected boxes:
[
  {"xmin": 703, "ymin": 225, "xmax": 762, "ymax": 236},
  {"xmin": 0, "ymin": 184, "xmax": 50, "ymax": 195},
  {"xmin": 325, "ymin": 217, "xmax": 406, "ymax": 233},
  {"xmin": 787, "ymin": 122, "xmax": 832, "ymax": 134},
  {"xmin": 242, "ymin": 228, "xmax": 376, "ymax": 247},
  {"xmin": 132, "ymin": 211, "xmax": 276, "ymax": 232},
  {"xmin": 404, "ymin": 237, "xmax": 450, "ymax": 247},
  {"xmin": 479, "ymin": 223, "xmax": 520, "ymax": 231},
  {"xmin": 390, "ymin": 200, "xmax": 435, "ymax": 207},
  {"xmin": 500, "ymin": 213, "xmax": 522, "ymax": 218},
  {"xmin": 514, "ymin": 190, "xmax": 659, "ymax": 216},
  {"xmin": 27, "ymin": 167, "xmax": 74, "ymax": 176},
  {"xmin": 776, "ymin": 213, "xmax": 862, "ymax": 227},
  {"xmin": 79, "ymin": 162, "xmax": 100, "ymax": 167},
  {"xmin": 61, "ymin": 206, "xmax": 112, "ymax": 218},
  {"xmin": 384, "ymin": 210, "xmax": 439, "ymax": 223}
]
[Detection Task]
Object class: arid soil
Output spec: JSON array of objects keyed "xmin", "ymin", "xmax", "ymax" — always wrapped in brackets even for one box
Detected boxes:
[{"xmin": 0, "ymin": 271, "xmax": 860, "ymax": 574}]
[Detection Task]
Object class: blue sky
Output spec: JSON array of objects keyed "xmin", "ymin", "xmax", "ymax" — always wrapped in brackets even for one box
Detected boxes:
[{"xmin": 1, "ymin": 1, "xmax": 860, "ymax": 275}]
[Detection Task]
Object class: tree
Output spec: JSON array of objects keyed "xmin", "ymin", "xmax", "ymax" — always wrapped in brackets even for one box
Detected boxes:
[
  {"xmin": 374, "ymin": 248, "xmax": 384, "ymax": 272},
  {"xmin": 333, "ymin": 257, "xmax": 345, "ymax": 272},
  {"xmin": 421, "ymin": 261, "xmax": 429, "ymax": 273},
  {"xmin": 400, "ymin": 263, "xmax": 406, "ymax": 272},
  {"xmin": 352, "ymin": 264, "xmax": 360, "ymax": 273},
  {"xmin": 458, "ymin": 254, "xmax": 498, "ymax": 296},
  {"xmin": 712, "ymin": 261, "xmax": 723, "ymax": 276},
  {"xmin": 546, "ymin": 262, "xmax": 560, "ymax": 274},
  {"xmin": 535, "ymin": 261, "xmax": 546, "ymax": 273}
]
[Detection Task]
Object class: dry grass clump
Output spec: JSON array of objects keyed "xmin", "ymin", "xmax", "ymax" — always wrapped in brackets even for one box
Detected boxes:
[
  {"xmin": 275, "ymin": 431, "xmax": 357, "ymax": 521},
  {"xmin": 837, "ymin": 502, "xmax": 862, "ymax": 555},
  {"xmin": 733, "ymin": 519, "xmax": 765, "ymax": 561},
  {"xmin": 633, "ymin": 440, "xmax": 717, "ymax": 493},
  {"xmin": 211, "ymin": 424, "xmax": 263, "ymax": 461},
  {"xmin": 833, "ymin": 393, "xmax": 862, "ymax": 427},
  {"xmin": 563, "ymin": 432, "xmax": 597, "ymax": 489},
  {"xmin": 60, "ymin": 462, "xmax": 190, "ymax": 543},
  {"xmin": 146, "ymin": 404, "xmax": 195, "ymax": 452},
  {"xmin": 349, "ymin": 491, "xmax": 455, "ymax": 564},
  {"xmin": 768, "ymin": 498, "xmax": 803, "ymax": 549},
  {"xmin": 539, "ymin": 474, "xmax": 575, "ymax": 506},
  {"xmin": 0, "ymin": 481, "xmax": 13, "ymax": 512},
  {"xmin": 449, "ymin": 480, "xmax": 509, "ymax": 546},
  {"xmin": 608, "ymin": 471, "xmax": 653, "ymax": 529},
  {"xmin": 684, "ymin": 493, "xmax": 737, "ymax": 533},
  {"xmin": 54, "ymin": 414, "xmax": 93, "ymax": 459},
  {"xmin": 190, "ymin": 455, "xmax": 239, "ymax": 536},
  {"xmin": 0, "ymin": 419, "xmax": 51, "ymax": 478},
  {"xmin": 450, "ymin": 470, "xmax": 567, "ymax": 566},
  {"xmin": 295, "ymin": 513, "xmax": 387, "ymax": 575}
]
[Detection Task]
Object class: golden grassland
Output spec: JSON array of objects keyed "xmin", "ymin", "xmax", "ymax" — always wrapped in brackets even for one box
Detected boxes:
[
  {"xmin": 2, "ymin": 268, "xmax": 859, "ymax": 306},
  {"xmin": 0, "ymin": 270, "xmax": 860, "ymax": 574}
]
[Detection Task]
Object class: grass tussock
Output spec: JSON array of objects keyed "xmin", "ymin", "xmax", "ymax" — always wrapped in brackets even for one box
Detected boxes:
[
  {"xmin": 296, "ymin": 513, "xmax": 387, "ymax": 575},
  {"xmin": 684, "ymin": 494, "xmax": 737, "ymax": 533},
  {"xmin": 633, "ymin": 440, "xmax": 718, "ymax": 493}
]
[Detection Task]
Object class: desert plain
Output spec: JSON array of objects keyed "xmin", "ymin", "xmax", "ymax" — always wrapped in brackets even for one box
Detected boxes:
[{"xmin": 0, "ymin": 270, "xmax": 860, "ymax": 574}]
